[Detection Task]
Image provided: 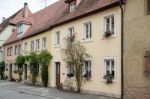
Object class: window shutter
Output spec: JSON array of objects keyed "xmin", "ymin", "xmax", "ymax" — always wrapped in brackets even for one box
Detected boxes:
[
  {"xmin": 147, "ymin": 0, "xmax": 150, "ymax": 14},
  {"xmin": 144, "ymin": 51, "xmax": 150, "ymax": 76}
]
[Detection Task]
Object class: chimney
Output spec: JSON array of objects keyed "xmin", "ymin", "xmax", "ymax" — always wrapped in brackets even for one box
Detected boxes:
[
  {"xmin": 23, "ymin": 3, "xmax": 28, "ymax": 17},
  {"xmin": 2, "ymin": 17, "xmax": 5, "ymax": 22}
]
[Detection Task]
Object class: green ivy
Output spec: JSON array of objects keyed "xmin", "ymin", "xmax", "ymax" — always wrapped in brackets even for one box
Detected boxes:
[
  {"xmin": 27, "ymin": 52, "xmax": 39, "ymax": 85},
  {"xmin": 15, "ymin": 55, "xmax": 25, "ymax": 81},
  {"xmin": 39, "ymin": 50, "xmax": 52, "ymax": 87},
  {"xmin": 0, "ymin": 61, "xmax": 5, "ymax": 80}
]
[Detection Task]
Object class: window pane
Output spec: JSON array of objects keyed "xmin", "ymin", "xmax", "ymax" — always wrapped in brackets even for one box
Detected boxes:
[
  {"xmin": 111, "ymin": 16, "xmax": 114, "ymax": 34},
  {"xmin": 106, "ymin": 18, "xmax": 110, "ymax": 32}
]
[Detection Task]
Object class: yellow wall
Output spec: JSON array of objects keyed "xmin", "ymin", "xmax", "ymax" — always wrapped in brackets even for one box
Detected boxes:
[
  {"xmin": 22, "ymin": 31, "xmax": 52, "ymax": 84},
  {"xmin": 49, "ymin": 7, "xmax": 121, "ymax": 97}
]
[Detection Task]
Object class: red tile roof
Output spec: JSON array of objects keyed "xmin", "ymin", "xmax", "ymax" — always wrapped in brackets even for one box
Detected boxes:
[{"xmin": 4, "ymin": 0, "xmax": 119, "ymax": 46}]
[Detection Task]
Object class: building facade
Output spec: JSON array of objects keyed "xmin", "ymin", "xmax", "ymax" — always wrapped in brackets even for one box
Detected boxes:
[
  {"xmin": 3, "ymin": 0, "xmax": 122, "ymax": 98},
  {"xmin": 50, "ymin": 6, "xmax": 121, "ymax": 98},
  {"xmin": 124, "ymin": 0, "xmax": 150, "ymax": 99},
  {"xmin": 3, "ymin": 3, "xmax": 32, "ymax": 80}
]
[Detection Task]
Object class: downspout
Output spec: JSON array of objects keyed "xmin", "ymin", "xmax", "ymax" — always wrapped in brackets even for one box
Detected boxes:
[{"xmin": 119, "ymin": 0, "xmax": 124, "ymax": 99}]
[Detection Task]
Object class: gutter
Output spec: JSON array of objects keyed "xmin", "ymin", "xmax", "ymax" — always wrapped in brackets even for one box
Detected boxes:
[{"xmin": 119, "ymin": 0, "xmax": 124, "ymax": 99}]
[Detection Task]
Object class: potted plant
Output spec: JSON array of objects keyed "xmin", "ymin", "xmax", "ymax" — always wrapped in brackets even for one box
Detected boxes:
[
  {"xmin": 67, "ymin": 73, "xmax": 74, "ymax": 78},
  {"xmin": 83, "ymin": 71, "xmax": 91, "ymax": 81},
  {"xmin": 103, "ymin": 73, "xmax": 113, "ymax": 84},
  {"xmin": 104, "ymin": 31, "xmax": 112, "ymax": 38}
]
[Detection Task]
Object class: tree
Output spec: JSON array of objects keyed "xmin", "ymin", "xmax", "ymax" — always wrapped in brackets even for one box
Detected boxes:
[
  {"xmin": 0, "ymin": 61, "xmax": 5, "ymax": 80},
  {"xmin": 27, "ymin": 52, "xmax": 39, "ymax": 85},
  {"xmin": 15, "ymin": 55, "xmax": 25, "ymax": 81},
  {"xmin": 38, "ymin": 50, "xmax": 52, "ymax": 87},
  {"xmin": 62, "ymin": 35, "xmax": 89, "ymax": 92}
]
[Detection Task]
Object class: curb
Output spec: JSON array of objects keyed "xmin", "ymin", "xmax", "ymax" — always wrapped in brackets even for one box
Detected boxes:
[{"xmin": 4, "ymin": 87, "xmax": 62, "ymax": 99}]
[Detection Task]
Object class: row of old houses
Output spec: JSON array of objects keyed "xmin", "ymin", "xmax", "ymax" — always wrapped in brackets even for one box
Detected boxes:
[{"xmin": 0, "ymin": 0, "xmax": 150, "ymax": 99}]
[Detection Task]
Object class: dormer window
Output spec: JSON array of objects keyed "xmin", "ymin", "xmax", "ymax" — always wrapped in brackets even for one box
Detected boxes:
[
  {"xmin": 18, "ymin": 24, "xmax": 23, "ymax": 34},
  {"xmin": 69, "ymin": 1, "xmax": 76, "ymax": 12},
  {"xmin": 65, "ymin": 0, "xmax": 77, "ymax": 12}
]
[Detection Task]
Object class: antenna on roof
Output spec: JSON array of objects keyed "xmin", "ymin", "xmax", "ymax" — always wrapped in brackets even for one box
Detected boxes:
[{"xmin": 41, "ymin": 0, "xmax": 50, "ymax": 8}]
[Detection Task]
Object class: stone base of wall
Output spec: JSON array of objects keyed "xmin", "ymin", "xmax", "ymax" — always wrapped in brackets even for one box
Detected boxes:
[
  {"xmin": 124, "ymin": 86, "xmax": 150, "ymax": 99},
  {"xmin": 81, "ymin": 89, "xmax": 121, "ymax": 99}
]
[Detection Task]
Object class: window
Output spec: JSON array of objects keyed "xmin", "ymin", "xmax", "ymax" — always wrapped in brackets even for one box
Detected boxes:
[
  {"xmin": 83, "ymin": 61, "xmax": 91, "ymax": 77},
  {"xmin": 18, "ymin": 24, "xmax": 23, "ymax": 34},
  {"xmin": 69, "ymin": 1, "xmax": 76, "ymax": 12},
  {"xmin": 31, "ymin": 41, "xmax": 34, "ymax": 51},
  {"xmin": 83, "ymin": 22, "xmax": 92, "ymax": 40},
  {"xmin": 55, "ymin": 31, "xmax": 60, "ymax": 46},
  {"xmin": 14, "ymin": 45, "xmax": 18, "ymax": 55},
  {"xmin": 104, "ymin": 14, "xmax": 115, "ymax": 36},
  {"xmin": 103, "ymin": 58, "xmax": 115, "ymax": 79},
  {"xmin": 10, "ymin": 47, "xmax": 13, "ymax": 56},
  {"xmin": 42, "ymin": 37, "xmax": 47, "ymax": 49},
  {"xmin": 67, "ymin": 65, "xmax": 74, "ymax": 78},
  {"xmin": 7, "ymin": 48, "xmax": 9, "ymax": 56},
  {"xmin": 68, "ymin": 27, "xmax": 74, "ymax": 37},
  {"xmin": 147, "ymin": 0, "xmax": 150, "ymax": 14},
  {"xmin": 18, "ymin": 45, "xmax": 21, "ymax": 54},
  {"xmin": 36, "ymin": 39, "xmax": 40, "ymax": 50},
  {"xmin": 24, "ymin": 43, "xmax": 28, "ymax": 53}
]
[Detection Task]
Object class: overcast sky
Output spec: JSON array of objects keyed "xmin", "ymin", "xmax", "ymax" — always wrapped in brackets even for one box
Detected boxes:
[{"xmin": 0, "ymin": 0, "xmax": 58, "ymax": 22}]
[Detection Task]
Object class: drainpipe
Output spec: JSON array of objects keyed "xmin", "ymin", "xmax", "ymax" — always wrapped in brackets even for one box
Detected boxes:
[{"xmin": 119, "ymin": 0, "xmax": 124, "ymax": 99}]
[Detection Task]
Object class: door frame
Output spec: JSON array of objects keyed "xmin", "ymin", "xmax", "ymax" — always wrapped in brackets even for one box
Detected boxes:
[
  {"xmin": 9, "ymin": 63, "xmax": 12, "ymax": 80},
  {"xmin": 55, "ymin": 62, "xmax": 61, "ymax": 89},
  {"xmin": 24, "ymin": 64, "xmax": 28, "ymax": 80}
]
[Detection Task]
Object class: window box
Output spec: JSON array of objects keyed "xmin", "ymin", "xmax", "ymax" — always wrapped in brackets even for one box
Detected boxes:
[
  {"xmin": 67, "ymin": 73, "xmax": 74, "ymax": 78},
  {"xmin": 103, "ymin": 73, "xmax": 113, "ymax": 84},
  {"xmin": 13, "ymin": 70, "xmax": 18, "ymax": 74},
  {"xmin": 103, "ymin": 31, "xmax": 113, "ymax": 38},
  {"xmin": 83, "ymin": 72, "xmax": 91, "ymax": 81}
]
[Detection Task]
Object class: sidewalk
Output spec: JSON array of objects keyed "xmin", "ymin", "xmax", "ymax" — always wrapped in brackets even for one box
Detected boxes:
[{"xmin": 0, "ymin": 81, "xmax": 118, "ymax": 99}]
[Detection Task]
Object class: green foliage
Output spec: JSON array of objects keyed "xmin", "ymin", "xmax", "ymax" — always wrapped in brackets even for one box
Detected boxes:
[
  {"xmin": 27, "ymin": 52, "xmax": 39, "ymax": 85},
  {"xmin": 38, "ymin": 50, "xmax": 52, "ymax": 87},
  {"xmin": 15, "ymin": 55, "xmax": 25, "ymax": 81},
  {"xmin": 0, "ymin": 61, "xmax": 5, "ymax": 80},
  {"xmin": 62, "ymin": 35, "xmax": 89, "ymax": 92}
]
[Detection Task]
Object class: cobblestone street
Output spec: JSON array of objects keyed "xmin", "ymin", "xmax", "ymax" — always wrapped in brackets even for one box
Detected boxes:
[
  {"xmin": 0, "ymin": 88, "xmax": 50, "ymax": 99},
  {"xmin": 0, "ymin": 80, "xmax": 118, "ymax": 99}
]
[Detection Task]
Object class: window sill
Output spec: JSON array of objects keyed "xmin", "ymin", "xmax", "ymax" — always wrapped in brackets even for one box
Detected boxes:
[
  {"xmin": 42, "ymin": 48, "xmax": 47, "ymax": 50},
  {"xmin": 101, "ymin": 79, "xmax": 117, "ymax": 83},
  {"xmin": 82, "ymin": 38, "xmax": 93, "ymax": 43},
  {"xmin": 53, "ymin": 44, "xmax": 61, "ymax": 48},
  {"xmin": 101, "ymin": 35, "xmax": 116, "ymax": 40}
]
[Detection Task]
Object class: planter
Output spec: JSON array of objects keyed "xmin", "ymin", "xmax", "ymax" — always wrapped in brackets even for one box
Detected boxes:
[
  {"xmin": 104, "ymin": 31, "xmax": 112, "ymax": 38},
  {"xmin": 103, "ymin": 73, "xmax": 113, "ymax": 84}
]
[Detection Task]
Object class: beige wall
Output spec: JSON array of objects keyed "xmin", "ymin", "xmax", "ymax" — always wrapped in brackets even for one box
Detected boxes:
[
  {"xmin": 124, "ymin": 0, "xmax": 150, "ymax": 99},
  {"xmin": 50, "ymin": 7, "xmax": 121, "ymax": 97},
  {"xmin": 4, "ymin": 42, "xmax": 21, "ymax": 80},
  {"xmin": 22, "ymin": 31, "xmax": 52, "ymax": 84}
]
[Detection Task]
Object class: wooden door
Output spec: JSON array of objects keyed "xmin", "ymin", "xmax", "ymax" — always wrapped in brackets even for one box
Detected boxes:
[
  {"xmin": 24, "ymin": 64, "xmax": 27, "ymax": 80},
  {"xmin": 56, "ymin": 62, "xmax": 61, "ymax": 89},
  {"xmin": 9, "ymin": 64, "xmax": 12, "ymax": 79}
]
